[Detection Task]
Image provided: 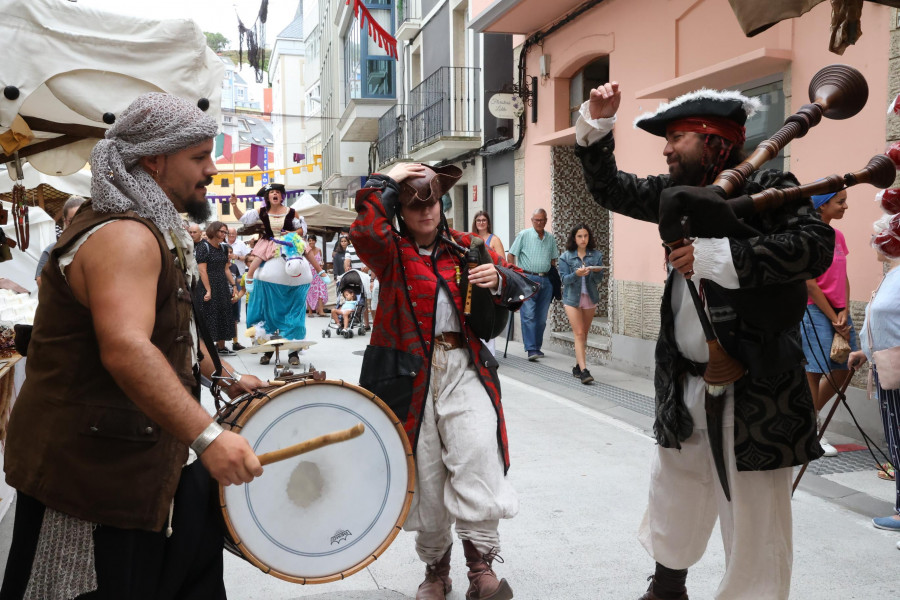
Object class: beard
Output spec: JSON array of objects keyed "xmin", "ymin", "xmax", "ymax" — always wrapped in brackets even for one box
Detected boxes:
[
  {"xmin": 183, "ymin": 176, "xmax": 214, "ymax": 222},
  {"xmin": 184, "ymin": 197, "xmax": 212, "ymax": 223},
  {"xmin": 668, "ymin": 158, "xmax": 709, "ymax": 186}
]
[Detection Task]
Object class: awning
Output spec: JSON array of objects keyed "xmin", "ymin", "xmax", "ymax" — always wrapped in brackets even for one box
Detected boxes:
[{"xmin": 727, "ymin": 0, "xmax": 900, "ymax": 54}]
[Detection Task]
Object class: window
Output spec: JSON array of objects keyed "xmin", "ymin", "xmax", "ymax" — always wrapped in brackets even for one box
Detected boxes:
[
  {"xmin": 740, "ymin": 79, "xmax": 785, "ymax": 172},
  {"xmin": 343, "ymin": 1, "xmax": 395, "ymax": 104},
  {"xmin": 569, "ymin": 56, "xmax": 610, "ymax": 126}
]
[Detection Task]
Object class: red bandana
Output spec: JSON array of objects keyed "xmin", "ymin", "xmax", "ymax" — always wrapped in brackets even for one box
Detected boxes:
[{"xmin": 666, "ymin": 117, "xmax": 746, "ymax": 147}]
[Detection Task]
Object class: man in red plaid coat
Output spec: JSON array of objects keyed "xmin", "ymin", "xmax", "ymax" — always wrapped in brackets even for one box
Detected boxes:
[{"xmin": 351, "ymin": 162, "xmax": 536, "ymax": 600}]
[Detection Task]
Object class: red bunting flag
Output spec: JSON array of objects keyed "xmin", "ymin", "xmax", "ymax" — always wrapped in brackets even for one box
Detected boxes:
[{"xmin": 345, "ymin": 0, "xmax": 398, "ymax": 60}]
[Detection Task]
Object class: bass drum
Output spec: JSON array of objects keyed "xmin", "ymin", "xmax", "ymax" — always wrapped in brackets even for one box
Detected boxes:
[{"xmin": 218, "ymin": 379, "xmax": 414, "ymax": 584}]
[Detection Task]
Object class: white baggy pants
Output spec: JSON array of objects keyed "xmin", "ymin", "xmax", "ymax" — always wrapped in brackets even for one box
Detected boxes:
[
  {"xmin": 403, "ymin": 345, "xmax": 518, "ymax": 563},
  {"xmin": 638, "ymin": 426, "xmax": 794, "ymax": 600}
]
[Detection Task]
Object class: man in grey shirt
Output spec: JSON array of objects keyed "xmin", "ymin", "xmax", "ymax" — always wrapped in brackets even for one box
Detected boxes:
[{"xmin": 35, "ymin": 195, "xmax": 85, "ymax": 287}]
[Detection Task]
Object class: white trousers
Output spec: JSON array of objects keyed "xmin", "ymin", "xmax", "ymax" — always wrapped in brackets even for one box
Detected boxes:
[
  {"xmin": 638, "ymin": 427, "xmax": 793, "ymax": 600},
  {"xmin": 403, "ymin": 346, "xmax": 518, "ymax": 563}
]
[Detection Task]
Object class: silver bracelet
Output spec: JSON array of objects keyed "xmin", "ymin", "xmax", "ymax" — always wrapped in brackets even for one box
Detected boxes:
[{"xmin": 190, "ymin": 422, "xmax": 225, "ymax": 456}]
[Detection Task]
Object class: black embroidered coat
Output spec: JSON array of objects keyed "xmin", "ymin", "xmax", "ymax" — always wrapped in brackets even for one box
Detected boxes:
[{"xmin": 575, "ymin": 133, "xmax": 834, "ymax": 471}]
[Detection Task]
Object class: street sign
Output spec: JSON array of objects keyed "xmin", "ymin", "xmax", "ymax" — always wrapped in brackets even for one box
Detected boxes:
[{"xmin": 488, "ymin": 93, "xmax": 524, "ymax": 119}]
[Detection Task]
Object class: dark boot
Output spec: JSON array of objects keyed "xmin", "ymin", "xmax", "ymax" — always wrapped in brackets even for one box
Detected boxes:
[
  {"xmin": 416, "ymin": 547, "xmax": 452, "ymax": 600},
  {"xmin": 462, "ymin": 540, "xmax": 513, "ymax": 600},
  {"xmin": 638, "ymin": 563, "xmax": 688, "ymax": 600}
]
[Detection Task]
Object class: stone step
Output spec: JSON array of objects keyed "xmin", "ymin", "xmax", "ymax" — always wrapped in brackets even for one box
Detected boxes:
[
  {"xmin": 590, "ymin": 316, "xmax": 611, "ymax": 336},
  {"xmin": 550, "ymin": 330, "xmax": 611, "ymax": 352}
]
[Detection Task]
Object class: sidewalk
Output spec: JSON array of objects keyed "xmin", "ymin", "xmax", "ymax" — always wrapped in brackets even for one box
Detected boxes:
[{"xmin": 1, "ymin": 321, "xmax": 898, "ymax": 598}]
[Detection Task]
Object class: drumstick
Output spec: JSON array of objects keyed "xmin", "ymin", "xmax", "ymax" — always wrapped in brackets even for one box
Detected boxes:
[{"xmin": 256, "ymin": 423, "xmax": 366, "ymax": 466}]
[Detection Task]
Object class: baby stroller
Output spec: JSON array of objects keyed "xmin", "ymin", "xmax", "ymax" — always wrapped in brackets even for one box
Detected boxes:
[{"xmin": 322, "ymin": 268, "xmax": 368, "ymax": 339}]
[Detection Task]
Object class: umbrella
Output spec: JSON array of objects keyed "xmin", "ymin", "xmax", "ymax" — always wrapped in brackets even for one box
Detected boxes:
[
  {"xmin": 727, "ymin": 0, "xmax": 900, "ymax": 54},
  {"xmin": 0, "ymin": 0, "xmax": 223, "ymax": 176}
]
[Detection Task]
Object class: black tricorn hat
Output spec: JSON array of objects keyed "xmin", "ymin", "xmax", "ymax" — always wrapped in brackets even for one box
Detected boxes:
[
  {"xmin": 256, "ymin": 182, "xmax": 287, "ymax": 197},
  {"xmin": 633, "ymin": 89, "xmax": 760, "ymax": 138},
  {"xmin": 398, "ymin": 164, "xmax": 462, "ymax": 206}
]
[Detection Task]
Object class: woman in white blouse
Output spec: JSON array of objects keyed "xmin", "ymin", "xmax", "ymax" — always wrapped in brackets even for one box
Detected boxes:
[
  {"xmin": 848, "ymin": 228, "xmax": 900, "ymax": 542},
  {"xmin": 230, "ymin": 183, "xmax": 305, "ymax": 283}
]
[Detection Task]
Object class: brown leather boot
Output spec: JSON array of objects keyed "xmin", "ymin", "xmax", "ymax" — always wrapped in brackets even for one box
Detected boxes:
[
  {"xmin": 638, "ymin": 575, "xmax": 689, "ymax": 600},
  {"xmin": 462, "ymin": 540, "xmax": 513, "ymax": 600},
  {"xmin": 416, "ymin": 547, "xmax": 452, "ymax": 600}
]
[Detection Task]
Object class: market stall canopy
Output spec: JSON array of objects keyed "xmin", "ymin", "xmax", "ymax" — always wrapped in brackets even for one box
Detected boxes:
[
  {"xmin": 0, "ymin": 202, "xmax": 55, "ymax": 293},
  {"xmin": 727, "ymin": 0, "xmax": 900, "ymax": 53},
  {"xmin": 0, "ymin": 164, "xmax": 91, "ymax": 199},
  {"xmin": 290, "ymin": 192, "xmax": 320, "ymax": 210},
  {"xmin": 296, "ymin": 203, "xmax": 357, "ymax": 229},
  {"xmin": 0, "ymin": 0, "xmax": 224, "ymax": 176}
]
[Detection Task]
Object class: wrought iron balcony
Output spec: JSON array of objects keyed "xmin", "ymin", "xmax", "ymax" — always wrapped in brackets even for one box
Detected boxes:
[
  {"xmin": 408, "ymin": 67, "xmax": 481, "ymax": 154},
  {"xmin": 377, "ymin": 104, "xmax": 408, "ymax": 168}
]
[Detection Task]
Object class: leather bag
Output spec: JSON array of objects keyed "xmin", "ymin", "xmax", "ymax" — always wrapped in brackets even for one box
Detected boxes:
[
  {"xmin": 873, "ymin": 347, "xmax": 900, "ymax": 390},
  {"xmin": 865, "ymin": 275, "xmax": 900, "ymax": 390},
  {"xmin": 830, "ymin": 332, "xmax": 851, "ymax": 363}
]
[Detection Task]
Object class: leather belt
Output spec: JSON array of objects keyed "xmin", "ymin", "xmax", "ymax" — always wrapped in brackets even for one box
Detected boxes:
[
  {"xmin": 522, "ymin": 270, "xmax": 547, "ymax": 277},
  {"xmin": 433, "ymin": 331, "xmax": 464, "ymax": 350}
]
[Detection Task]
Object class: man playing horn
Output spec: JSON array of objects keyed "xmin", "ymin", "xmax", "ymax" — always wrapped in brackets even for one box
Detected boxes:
[
  {"xmin": 1, "ymin": 93, "xmax": 266, "ymax": 599},
  {"xmin": 575, "ymin": 83, "xmax": 834, "ymax": 599}
]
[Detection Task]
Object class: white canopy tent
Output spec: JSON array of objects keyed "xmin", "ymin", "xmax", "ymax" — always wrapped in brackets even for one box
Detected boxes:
[
  {"xmin": 0, "ymin": 0, "xmax": 224, "ymax": 177},
  {"xmin": 0, "ymin": 0, "xmax": 224, "ymax": 273}
]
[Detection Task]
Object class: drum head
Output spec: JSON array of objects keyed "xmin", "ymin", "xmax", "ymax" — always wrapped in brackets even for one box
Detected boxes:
[{"xmin": 220, "ymin": 380, "xmax": 414, "ymax": 584}]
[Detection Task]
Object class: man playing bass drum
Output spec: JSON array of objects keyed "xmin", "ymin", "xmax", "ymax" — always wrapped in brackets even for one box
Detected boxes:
[{"xmin": 575, "ymin": 83, "xmax": 833, "ymax": 600}]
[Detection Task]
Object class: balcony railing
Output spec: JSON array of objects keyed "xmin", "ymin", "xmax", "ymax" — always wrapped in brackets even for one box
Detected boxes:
[
  {"xmin": 409, "ymin": 67, "xmax": 481, "ymax": 151},
  {"xmin": 399, "ymin": 0, "xmax": 420, "ymax": 25},
  {"xmin": 377, "ymin": 104, "xmax": 408, "ymax": 167}
]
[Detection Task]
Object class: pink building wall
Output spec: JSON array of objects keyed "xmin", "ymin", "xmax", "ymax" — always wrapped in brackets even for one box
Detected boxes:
[{"xmin": 512, "ymin": 0, "xmax": 891, "ymax": 301}]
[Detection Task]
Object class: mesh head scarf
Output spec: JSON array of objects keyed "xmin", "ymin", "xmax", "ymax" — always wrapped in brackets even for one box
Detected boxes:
[{"xmin": 90, "ymin": 92, "xmax": 218, "ymax": 233}]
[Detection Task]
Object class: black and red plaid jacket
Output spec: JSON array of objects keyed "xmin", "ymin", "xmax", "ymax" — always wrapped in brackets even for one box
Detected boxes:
[{"xmin": 351, "ymin": 180, "xmax": 527, "ymax": 473}]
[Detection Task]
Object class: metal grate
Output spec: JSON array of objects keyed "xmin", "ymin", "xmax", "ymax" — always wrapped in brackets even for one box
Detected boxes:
[
  {"xmin": 496, "ymin": 354, "xmax": 656, "ymax": 418},
  {"xmin": 497, "ymin": 354, "xmax": 886, "ymax": 476},
  {"xmin": 806, "ymin": 449, "xmax": 888, "ymax": 476}
]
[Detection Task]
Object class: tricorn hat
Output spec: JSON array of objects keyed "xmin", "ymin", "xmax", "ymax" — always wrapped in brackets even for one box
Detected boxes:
[
  {"xmin": 256, "ymin": 182, "xmax": 287, "ymax": 197},
  {"xmin": 633, "ymin": 89, "xmax": 760, "ymax": 139},
  {"xmin": 398, "ymin": 164, "xmax": 462, "ymax": 207}
]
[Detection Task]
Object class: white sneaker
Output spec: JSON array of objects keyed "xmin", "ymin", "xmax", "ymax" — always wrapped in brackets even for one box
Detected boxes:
[{"xmin": 819, "ymin": 435, "xmax": 838, "ymax": 457}]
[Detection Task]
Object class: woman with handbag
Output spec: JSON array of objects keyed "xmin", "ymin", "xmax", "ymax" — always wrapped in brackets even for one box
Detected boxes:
[
  {"xmin": 557, "ymin": 224, "xmax": 604, "ymax": 384},
  {"xmin": 351, "ymin": 162, "xmax": 535, "ymax": 600},
  {"xmin": 801, "ymin": 189, "xmax": 859, "ymax": 456},
  {"xmin": 848, "ymin": 215, "xmax": 900, "ymax": 540}
]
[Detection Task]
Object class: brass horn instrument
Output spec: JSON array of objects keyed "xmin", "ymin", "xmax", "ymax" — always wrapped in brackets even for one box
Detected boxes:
[{"xmin": 665, "ymin": 63, "xmax": 871, "ymax": 389}]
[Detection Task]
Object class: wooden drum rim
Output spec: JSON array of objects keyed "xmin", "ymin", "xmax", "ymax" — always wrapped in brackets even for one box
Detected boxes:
[{"xmin": 218, "ymin": 379, "xmax": 416, "ymax": 585}]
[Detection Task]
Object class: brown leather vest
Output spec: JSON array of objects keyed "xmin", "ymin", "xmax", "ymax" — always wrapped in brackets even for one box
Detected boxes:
[{"xmin": 4, "ymin": 204, "xmax": 196, "ymax": 531}]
